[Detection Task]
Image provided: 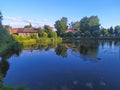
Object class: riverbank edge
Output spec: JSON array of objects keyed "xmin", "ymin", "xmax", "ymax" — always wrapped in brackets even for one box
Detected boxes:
[{"xmin": 63, "ymin": 37, "xmax": 120, "ymax": 40}]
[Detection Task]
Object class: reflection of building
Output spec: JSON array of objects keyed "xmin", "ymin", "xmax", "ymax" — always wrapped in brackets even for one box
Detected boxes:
[
  {"xmin": 9, "ymin": 28, "xmax": 38, "ymax": 36},
  {"xmin": 66, "ymin": 28, "xmax": 77, "ymax": 34}
]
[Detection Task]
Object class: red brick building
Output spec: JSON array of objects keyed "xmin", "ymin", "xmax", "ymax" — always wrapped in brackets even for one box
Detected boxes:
[
  {"xmin": 9, "ymin": 28, "xmax": 38, "ymax": 36},
  {"xmin": 66, "ymin": 28, "xmax": 77, "ymax": 34}
]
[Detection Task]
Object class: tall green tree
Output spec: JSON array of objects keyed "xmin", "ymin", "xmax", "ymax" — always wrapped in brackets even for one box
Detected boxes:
[
  {"xmin": 44, "ymin": 25, "xmax": 52, "ymax": 37},
  {"xmin": 0, "ymin": 12, "xmax": 14, "ymax": 45},
  {"xmin": 84, "ymin": 31, "xmax": 91, "ymax": 37},
  {"xmin": 114, "ymin": 25, "xmax": 120, "ymax": 36},
  {"xmin": 44, "ymin": 25, "xmax": 52, "ymax": 31},
  {"xmin": 109, "ymin": 26, "xmax": 114, "ymax": 34},
  {"xmin": 44, "ymin": 25, "xmax": 57, "ymax": 38},
  {"xmin": 38, "ymin": 28, "xmax": 44, "ymax": 37},
  {"xmin": 100, "ymin": 27, "xmax": 108, "ymax": 36},
  {"xmin": 71, "ymin": 21, "xmax": 80, "ymax": 32},
  {"xmin": 61, "ymin": 17, "xmax": 68, "ymax": 25},
  {"xmin": 92, "ymin": 30, "xmax": 100, "ymax": 37},
  {"xmin": 80, "ymin": 16, "xmax": 100, "ymax": 36},
  {"xmin": 54, "ymin": 19, "xmax": 67, "ymax": 37},
  {"xmin": 50, "ymin": 31, "xmax": 57, "ymax": 38},
  {"xmin": 42, "ymin": 32, "xmax": 48, "ymax": 38},
  {"xmin": 80, "ymin": 16, "xmax": 89, "ymax": 33}
]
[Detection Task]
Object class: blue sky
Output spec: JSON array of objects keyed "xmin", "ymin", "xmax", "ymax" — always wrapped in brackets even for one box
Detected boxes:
[{"xmin": 0, "ymin": 0, "xmax": 120, "ymax": 28}]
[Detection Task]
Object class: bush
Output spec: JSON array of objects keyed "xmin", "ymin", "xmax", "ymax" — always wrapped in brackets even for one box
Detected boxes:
[
  {"xmin": 31, "ymin": 34, "xmax": 38, "ymax": 39},
  {"xmin": 43, "ymin": 32, "xmax": 48, "ymax": 38}
]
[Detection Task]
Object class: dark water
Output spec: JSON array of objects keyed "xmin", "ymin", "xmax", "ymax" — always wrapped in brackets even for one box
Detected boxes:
[{"xmin": 0, "ymin": 40, "xmax": 120, "ymax": 90}]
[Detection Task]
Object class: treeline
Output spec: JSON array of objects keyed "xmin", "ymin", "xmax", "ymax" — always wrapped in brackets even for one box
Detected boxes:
[
  {"xmin": 54, "ymin": 16, "xmax": 120, "ymax": 38},
  {"xmin": 23, "ymin": 24, "xmax": 58, "ymax": 38},
  {"xmin": 1, "ymin": 11, "xmax": 120, "ymax": 39}
]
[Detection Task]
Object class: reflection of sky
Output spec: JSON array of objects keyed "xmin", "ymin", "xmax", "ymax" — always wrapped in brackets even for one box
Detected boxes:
[
  {"xmin": 3, "ymin": 41, "xmax": 120, "ymax": 90},
  {"xmin": 98, "ymin": 41, "xmax": 120, "ymax": 60}
]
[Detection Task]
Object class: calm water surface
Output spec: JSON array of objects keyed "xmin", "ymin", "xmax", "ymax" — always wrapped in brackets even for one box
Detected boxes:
[{"xmin": 1, "ymin": 40, "xmax": 120, "ymax": 90}]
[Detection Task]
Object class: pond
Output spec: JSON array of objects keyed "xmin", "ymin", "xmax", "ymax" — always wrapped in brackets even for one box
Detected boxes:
[{"xmin": 0, "ymin": 40, "xmax": 120, "ymax": 90}]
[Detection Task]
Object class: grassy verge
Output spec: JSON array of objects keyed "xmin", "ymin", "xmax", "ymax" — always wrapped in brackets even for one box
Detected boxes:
[
  {"xmin": 0, "ymin": 85, "xmax": 26, "ymax": 90},
  {"xmin": 63, "ymin": 37, "xmax": 120, "ymax": 40}
]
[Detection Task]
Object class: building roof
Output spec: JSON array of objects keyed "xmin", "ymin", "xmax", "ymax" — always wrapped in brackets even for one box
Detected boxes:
[
  {"xmin": 66, "ymin": 28, "xmax": 77, "ymax": 33},
  {"xmin": 10, "ymin": 28, "xmax": 38, "ymax": 34}
]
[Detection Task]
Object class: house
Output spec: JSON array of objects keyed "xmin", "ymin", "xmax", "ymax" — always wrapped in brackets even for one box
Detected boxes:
[
  {"xmin": 9, "ymin": 28, "xmax": 38, "ymax": 36},
  {"xmin": 66, "ymin": 28, "xmax": 77, "ymax": 34}
]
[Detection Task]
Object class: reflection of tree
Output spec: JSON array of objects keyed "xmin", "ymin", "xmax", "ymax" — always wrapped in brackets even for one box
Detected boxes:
[
  {"xmin": 38, "ymin": 42, "xmax": 57, "ymax": 51},
  {"xmin": 100, "ymin": 40, "xmax": 105, "ymax": 48},
  {"xmin": 55, "ymin": 44, "xmax": 67, "ymax": 58},
  {"xmin": 79, "ymin": 45, "xmax": 88, "ymax": 55},
  {"xmin": 114, "ymin": 40, "xmax": 119, "ymax": 46},
  {"xmin": 70, "ymin": 40, "xmax": 100, "ymax": 62},
  {"xmin": 108, "ymin": 40, "xmax": 112, "ymax": 48},
  {"xmin": 0, "ymin": 42, "xmax": 22, "ymax": 60},
  {"xmin": 0, "ymin": 60, "xmax": 10, "ymax": 87},
  {"xmin": 76, "ymin": 40, "xmax": 99, "ymax": 56}
]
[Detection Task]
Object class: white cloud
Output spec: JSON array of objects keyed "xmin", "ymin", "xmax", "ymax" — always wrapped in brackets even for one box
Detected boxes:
[{"xmin": 3, "ymin": 16, "xmax": 54, "ymax": 28}]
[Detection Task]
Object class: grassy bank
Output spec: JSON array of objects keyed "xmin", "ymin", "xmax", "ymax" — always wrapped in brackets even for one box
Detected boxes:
[
  {"xmin": 63, "ymin": 37, "xmax": 120, "ymax": 41},
  {"xmin": 12, "ymin": 35, "xmax": 62, "ymax": 44},
  {"xmin": 0, "ymin": 85, "xmax": 25, "ymax": 90}
]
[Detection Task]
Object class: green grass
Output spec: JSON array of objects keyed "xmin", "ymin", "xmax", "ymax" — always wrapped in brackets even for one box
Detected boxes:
[{"xmin": 0, "ymin": 85, "xmax": 26, "ymax": 90}]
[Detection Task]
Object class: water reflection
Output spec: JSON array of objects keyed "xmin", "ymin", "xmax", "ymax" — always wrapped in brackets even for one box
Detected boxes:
[
  {"xmin": 0, "ymin": 59, "xmax": 9, "ymax": 87},
  {"xmin": 0, "ymin": 40, "xmax": 120, "ymax": 90},
  {"xmin": 1, "ymin": 40, "xmax": 119, "ymax": 61},
  {"xmin": 55, "ymin": 44, "xmax": 67, "ymax": 58}
]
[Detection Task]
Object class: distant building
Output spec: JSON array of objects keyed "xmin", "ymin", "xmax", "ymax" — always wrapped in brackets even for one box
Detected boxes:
[
  {"xmin": 66, "ymin": 28, "xmax": 77, "ymax": 34},
  {"xmin": 9, "ymin": 28, "xmax": 38, "ymax": 36}
]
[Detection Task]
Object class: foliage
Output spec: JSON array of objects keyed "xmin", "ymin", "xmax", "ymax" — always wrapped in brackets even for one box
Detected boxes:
[
  {"xmin": 38, "ymin": 26, "xmax": 57, "ymax": 38},
  {"xmin": 44, "ymin": 25, "xmax": 53, "ymax": 31},
  {"xmin": 61, "ymin": 17, "xmax": 68, "ymax": 25},
  {"xmin": 12, "ymin": 35, "xmax": 30, "ymax": 41},
  {"xmin": 114, "ymin": 25, "xmax": 120, "ymax": 36},
  {"xmin": 80, "ymin": 16, "xmax": 100, "ymax": 35},
  {"xmin": 50, "ymin": 31, "xmax": 57, "ymax": 38},
  {"xmin": 109, "ymin": 26, "xmax": 114, "ymax": 35},
  {"xmin": 3, "ymin": 25, "xmax": 11, "ymax": 29},
  {"xmin": 92, "ymin": 30, "xmax": 100, "ymax": 37},
  {"xmin": 0, "ymin": 12, "xmax": 3, "ymax": 25},
  {"xmin": 38, "ymin": 28, "xmax": 44, "ymax": 37},
  {"xmin": 55, "ymin": 44, "xmax": 67, "ymax": 58},
  {"xmin": 42, "ymin": 32, "xmax": 48, "ymax": 38},
  {"xmin": 24, "ymin": 23, "xmax": 32, "ymax": 28},
  {"xmin": 31, "ymin": 34, "xmax": 38, "ymax": 39},
  {"xmin": 0, "ymin": 85, "xmax": 25, "ymax": 90},
  {"xmin": 54, "ymin": 17, "xmax": 68, "ymax": 36},
  {"xmin": 37, "ymin": 37, "xmax": 62, "ymax": 43},
  {"xmin": 65, "ymin": 32, "xmax": 74, "ymax": 37},
  {"xmin": 74, "ymin": 32, "xmax": 81, "ymax": 37},
  {"xmin": 84, "ymin": 31, "xmax": 91, "ymax": 37},
  {"xmin": 70, "ymin": 21, "xmax": 80, "ymax": 32}
]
